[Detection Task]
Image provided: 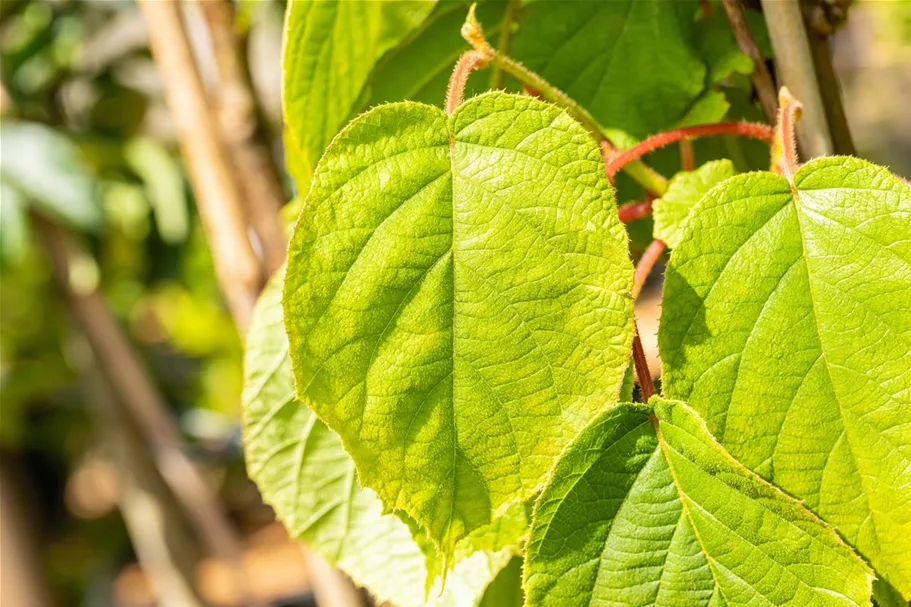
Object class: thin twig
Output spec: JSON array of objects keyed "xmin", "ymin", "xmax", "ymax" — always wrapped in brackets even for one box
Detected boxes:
[
  {"xmin": 139, "ymin": 0, "xmax": 262, "ymax": 333},
  {"xmin": 632, "ymin": 328, "xmax": 656, "ymax": 402},
  {"xmin": 617, "ymin": 199, "xmax": 654, "ymax": 223},
  {"xmin": 0, "ymin": 462, "xmax": 59, "ymax": 607},
  {"xmin": 720, "ymin": 0, "xmax": 778, "ymax": 123},
  {"xmin": 632, "ymin": 240, "xmax": 667, "ymax": 300},
  {"xmin": 605, "ymin": 122, "xmax": 774, "ymax": 179},
  {"xmin": 196, "ymin": 0, "xmax": 288, "ymax": 275},
  {"xmin": 679, "ymin": 139, "xmax": 695, "ymax": 172},
  {"xmin": 760, "ymin": 0, "xmax": 834, "ymax": 158},
  {"xmin": 88, "ymin": 367, "xmax": 206, "ymax": 607}
]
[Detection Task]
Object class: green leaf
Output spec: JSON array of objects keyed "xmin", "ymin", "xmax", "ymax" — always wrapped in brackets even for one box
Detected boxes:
[
  {"xmin": 0, "ymin": 181, "xmax": 29, "ymax": 267},
  {"xmin": 243, "ymin": 270, "xmax": 521, "ymax": 607},
  {"xmin": 124, "ymin": 137, "xmax": 189, "ymax": 245},
  {"xmin": 695, "ymin": 8, "xmax": 770, "ymax": 88},
  {"xmin": 479, "ymin": 556, "xmax": 524, "ymax": 607},
  {"xmin": 283, "ymin": 91, "xmax": 634, "ymax": 551},
  {"xmin": 678, "ymin": 90, "xmax": 731, "ymax": 127},
  {"xmin": 525, "ymin": 398, "xmax": 874, "ymax": 607},
  {"xmin": 282, "ymin": 0, "xmax": 436, "ymax": 190},
  {"xmin": 873, "ymin": 578, "xmax": 908, "ymax": 607},
  {"xmin": 0, "ymin": 120, "xmax": 102, "ymax": 231},
  {"xmin": 653, "ymin": 159, "xmax": 735, "ymax": 248},
  {"xmin": 367, "ymin": 0, "xmax": 515, "ymax": 107},
  {"xmin": 660, "ymin": 157, "xmax": 911, "ymax": 598},
  {"xmin": 510, "ymin": 0, "xmax": 706, "ymax": 138}
]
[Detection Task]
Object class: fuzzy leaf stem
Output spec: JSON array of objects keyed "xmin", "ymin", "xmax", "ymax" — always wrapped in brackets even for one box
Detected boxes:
[
  {"xmin": 771, "ymin": 86, "xmax": 803, "ymax": 182},
  {"xmin": 604, "ymin": 122, "xmax": 774, "ymax": 179},
  {"xmin": 617, "ymin": 199, "xmax": 654, "ymax": 223},
  {"xmin": 461, "ymin": 4, "xmax": 668, "ymax": 196}
]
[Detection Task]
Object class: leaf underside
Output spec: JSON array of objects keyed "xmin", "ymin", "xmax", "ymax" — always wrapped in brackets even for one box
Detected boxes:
[
  {"xmin": 660, "ymin": 157, "xmax": 911, "ymax": 598},
  {"xmin": 282, "ymin": 91, "xmax": 634, "ymax": 551},
  {"xmin": 524, "ymin": 398, "xmax": 874, "ymax": 607},
  {"xmin": 243, "ymin": 270, "xmax": 520, "ymax": 607}
]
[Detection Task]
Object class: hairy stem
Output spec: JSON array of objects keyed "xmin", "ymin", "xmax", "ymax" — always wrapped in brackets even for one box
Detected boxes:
[
  {"xmin": 605, "ymin": 122, "xmax": 774, "ymax": 179},
  {"xmin": 632, "ymin": 239, "xmax": 667, "ymax": 300},
  {"xmin": 632, "ymin": 327, "xmax": 655, "ymax": 402},
  {"xmin": 446, "ymin": 50, "xmax": 490, "ymax": 115},
  {"xmin": 772, "ymin": 86, "xmax": 802, "ymax": 182},
  {"xmin": 462, "ymin": 5, "xmax": 668, "ymax": 196},
  {"xmin": 617, "ymin": 199, "xmax": 654, "ymax": 223},
  {"xmin": 680, "ymin": 138, "xmax": 695, "ymax": 172}
]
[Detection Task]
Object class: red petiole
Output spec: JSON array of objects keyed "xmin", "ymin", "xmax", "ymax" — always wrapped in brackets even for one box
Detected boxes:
[
  {"xmin": 605, "ymin": 122, "xmax": 774, "ymax": 179},
  {"xmin": 617, "ymin": 199, "xmax": 654, "ymax": 223}
]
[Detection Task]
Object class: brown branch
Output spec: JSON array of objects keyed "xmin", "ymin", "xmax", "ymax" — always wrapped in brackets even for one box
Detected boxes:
[
  {"xmin": 1, "ymin": 460, "xmax": 59, "ymax": 607},
  {"xmin": 88, "ymin": 369, "xmax": 207, "ymax": 607},
  {"xmin": 302, "ymin": 550, "xmax": 367, "ymax": 607},
  {"xmin": 36, "ymin": 218, "xmax": 259, "ymax": 607},
  {"xmin": 797, "ymin": 0, "xmax": 855, "ymax": 155},
  {"xmin": 720, "ymin": 0, "xmax": 778, "ymax": 123},
  {"xmin": 632, "ymin": 328, "xmax": 656, "ymax": 402},
  {"xmin": 680, "ymin": 139, "xmax": 695, "ymax": 172},
  {"xmin": 632, "ymin": 240, "xmax": 667, "ymax": 300},
  {"xmin": 139, "ymin": 0, "xmax": 262, "ymax": 333},
  {"xmin": 760, "ymin": 0, "xmax": 835, "ymax": 158},
  {"xmin": 197, "ymin": 0, "xmax": 288, "ymax": 275}
]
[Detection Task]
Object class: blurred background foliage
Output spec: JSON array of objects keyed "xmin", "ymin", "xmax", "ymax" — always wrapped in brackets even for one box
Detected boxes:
[
  {"xmin": 0, "ymin": 1, "xmax": 908, "ymax": 606},
  {"xmin": 1, "ymin": 1, "xmax": 293, "ymax": 605}
]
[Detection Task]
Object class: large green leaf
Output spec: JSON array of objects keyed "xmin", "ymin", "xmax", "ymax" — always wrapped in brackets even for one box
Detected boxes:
[
  {"xmin": 510, "ymin": 0, "xmax": 706, "ymax": 139},
  {"xmin": 660, "ymin": 157, "xmax": 911, "ymax": 598},
  {"xmin": 282, "ymin": 0, "xmax": 435, "ymax": 190},
  {"xmin": 243, "ymin": 270, "xmax": 521, "ymax": 607},
  {"xmin": 0, "ymin": 121, "xmax": 102, "ymax": 231},
  {"xmin": 283, "ymin": 91, "xmax": 634, "ymax": 551},
  {"xmin": 652, "ymin": 159, "xmax": 735, "ymax": 248},
  {"xmin": 367, "ymin": 0, "xmax": 515, "ymax": 107},
  {"xmin": 525, "ymin": 398, "xmax": 874, "ymax": 607}
]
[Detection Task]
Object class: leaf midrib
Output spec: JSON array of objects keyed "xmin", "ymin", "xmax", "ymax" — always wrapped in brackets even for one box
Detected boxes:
[
  {"xmin": 789, "ymin": 186, "xmax": 884, "ymax": 553},
  {"xmin": 651, "ymin": 416, "xmax": 729, "ymax": 606}
]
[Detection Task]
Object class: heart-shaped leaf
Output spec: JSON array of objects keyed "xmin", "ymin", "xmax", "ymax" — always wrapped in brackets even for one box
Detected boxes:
[
  {"xmin": 524, "ymin": 398, "xmax": 873, "ymax": 607},
  {"xmin": 283, "ymin": 91, "xmax": 634, "ymax": 551},
  {"xmin": 660, "ymin": 156, "xmax": 911, "ymax": 598},
  {"xmin": 243, "ymin": 270, "xmax": 522, "ymax": 606}
]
